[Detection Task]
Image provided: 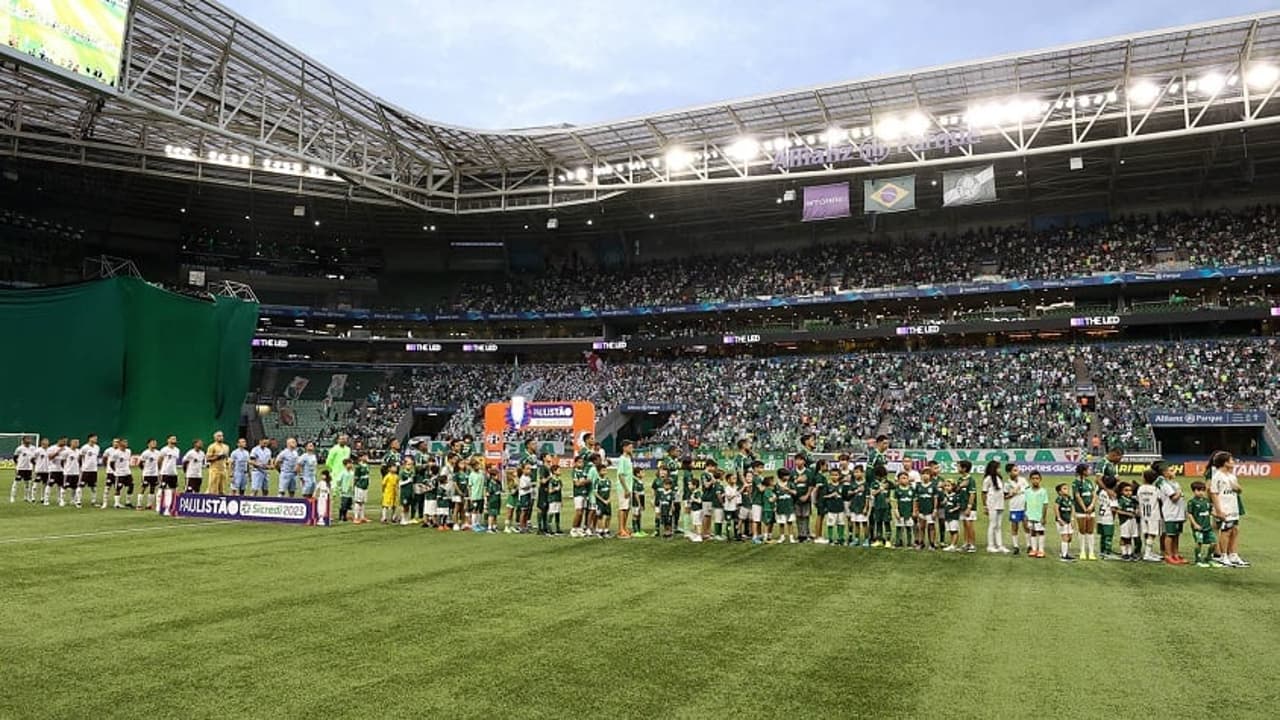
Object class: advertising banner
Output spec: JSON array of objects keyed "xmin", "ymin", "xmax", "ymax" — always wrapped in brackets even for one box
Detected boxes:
[
  {"xmin": 173, "ymin": 493, "xmax": 313, "ymax": 524},
  {"xmin": 801, "ymin": 182, "xmax": 851, "ymax": 222},
  {"xmin": 1146, "ymin": 410, "xmax": 1269, "ymax": 427},
  {"xmin": 942, "ymin": 165, "xmax": 997, "ymax": 206},
  {"xmin": 1184, "ymin": 460, "xmax": 1280, "ymax": 478}
]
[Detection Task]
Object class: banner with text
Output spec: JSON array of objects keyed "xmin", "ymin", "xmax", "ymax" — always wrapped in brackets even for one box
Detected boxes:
[
  {"xmin": 942, "ymin": 165, "xmax": 997, "ymax": 206},
  {"xmin": 863, "ymin": 176, "xmax": 916, "ymax": 213},
  {"xmin": 1147, "ymin": 410, "xmax": 1269, "ymax": 427},
  {"xmin": 174, "ymin": 494, "xmax": 313, "ymax": 524},
  {"xmin": 802, "ymin": 182, "xmax": 851, "ymax": 222}
]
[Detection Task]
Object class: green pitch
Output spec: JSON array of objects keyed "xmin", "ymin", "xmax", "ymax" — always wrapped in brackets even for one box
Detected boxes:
[{"xmin": 1, "ymin": 467, "xmax": 1276, "ymax": 719}]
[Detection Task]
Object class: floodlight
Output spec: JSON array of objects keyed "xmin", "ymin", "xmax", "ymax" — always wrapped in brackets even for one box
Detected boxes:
[
  {"xmin": 875, "ymin": 116, "xmax": 904, "ymax": 140},
  {"xmin": 1198, "ymin": 72, "xmax": 1225, "ymax": 95},
  {"xmin": 904, "ymin": 112, "xmax": 929, "ymax": 135},
  {"xmin": 664, "ymin": 147, "xmax": 692, "ymax": 169},
  {"xmin": 727, "ymin": 137, "xmax": 760, "ymax": 161},
  {"xmin": 574, "ymin": 167, "xmax": 588, "ymax": 181},
  {"xmin": 1127, "ymin": 81, "xmax": 1159, "ymax": 105},
  {"xmin": 1246, "ymin": 63, "xmax": 1280, "ymax": 90}
]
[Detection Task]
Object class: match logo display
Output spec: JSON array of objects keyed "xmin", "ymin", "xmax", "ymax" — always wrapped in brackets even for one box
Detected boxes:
[{"xmin": 174, "ymin": 493, "xmax": 314, "ymax": 524}]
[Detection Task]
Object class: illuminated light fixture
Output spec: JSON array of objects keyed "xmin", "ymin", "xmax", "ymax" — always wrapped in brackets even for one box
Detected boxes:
[
  {"xmin": 664, "ymin": 147, "xmax": 693, "ymax": 169},
  {"xmin": 574, "ymin": 167, "xmax": 588, "ymax": 181},
  {"xmin": 727, "ymin": 137, "xmax": 760, "ymax": 161},
  {"xmin": 1127, "ymin": 81, "xmax": 1160, "ymax": 105},
  {"xmin": 775, "ymin": 136, "xmax": 789, "ymax": 150},
  {"xmin": 1093, "ymin": 94, "xmax": 1104, "ymax": 105},
  {"xmin": 1228, "ymin": 74, "xmax": 1239, "ymax": 87},
  {"xmin": 314, "ymin": 220, "xmax": 321, "ymax": 227},
  {"xmin": 1077, "ymin": 95, "xmax": 1091, "ymax": 108},
  {"xmin": 875, "ymin": 116, "xmax": 905, "ymax": 140},
  {"xmin": 648, "ymin": 212, "xmax": 655, "ymax": 219},
  {"xmin": 557, "ymin": 174, "xmax": 566, "ymax": 182},
  {"xmin": 1186, "ymin": 79, "xmax": 1199, "ymax": 93},
  {"xmin": 1105, "ymin": 91, "xmax": 1118, "ymax": 103},
  {"xmin": 1198, "ymin": 72, "xmax": 1225, "ymax": 95},
  {"xmin": 586, "ymin": 219, "xmax": 593, "ymax": 226},
  {"xmin": 651, "ymin": 157, "xmax": 661, "ymax": 168},
  {"xmin": 1169, "ymin": 82, "xmax": 1180, "ymax": 93},
  {"xmin": 964, "ymin": 102, "xmax": 1000, "ymax": 127},
  {"xmin": 805, "ymin": 134, "xmax": 816, "ymax": 145},
  {"xmin": 792, "ymin": 138, "xmax": 804, "ymax": 147},
  {"xmin": 822, "ymin": 127, "xmax": 843, "ymax": 144},
  {"xmin": 1015, "ymin": 169, "xmax": 1024, "ymax": 177},
  {"xmin": 1054, "ymin": 99, "xmax": 1065, "ymax": 110},
  {"xmin": 615, "ymin": 163, "xmax": 625, "ymax": 173},
  {"xmin": 1246, "ymin": 63, "xmax": 1280, "ymax": 90},
  {"xmin": 904, "ymin": 112, "xmax": 929, "ymax": 135}
]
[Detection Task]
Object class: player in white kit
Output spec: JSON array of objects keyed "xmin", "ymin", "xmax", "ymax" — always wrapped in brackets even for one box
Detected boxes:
[
  {"xmin": 79, "ymin": 434, "xmax": 101, "ymax": 506},
  {"xmin": 10, "ymin": 436, "xmax": 38, "ymax": 503}
]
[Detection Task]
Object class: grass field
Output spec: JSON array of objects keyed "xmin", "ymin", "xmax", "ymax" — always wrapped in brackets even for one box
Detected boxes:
[{"xmin": 2, "ymin": 467, "xmax": 1277, "ymax": 719}]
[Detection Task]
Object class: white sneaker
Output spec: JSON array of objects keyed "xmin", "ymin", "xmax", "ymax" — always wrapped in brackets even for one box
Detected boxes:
[
  {"xmin": 943, "ymin": 545, "xmax": 957, "ymax": 552},
  {"xmin": 998, "ymin": 546, "xmax": 1011, "ymax": 554},
  {"xmin": 814, "ymin": 537, "xmax": 830, "ymax": 545},
  {"xmin": 1230, "ymin": 554, "xmax": 1250, "ymax": 567},
  {"xmin": 569, "ymin": 528, "xmax": 581, "ymax": 538},
  {"xmin": 690, "ymin": 535, "xmax": 703, "ymax": 543},
  {"xmin": 789, "ymin": 537, "xmax": 798, "ymax": 544}
]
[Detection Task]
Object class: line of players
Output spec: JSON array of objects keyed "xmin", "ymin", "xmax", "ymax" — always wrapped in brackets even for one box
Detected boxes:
[
  {"xmin": 9, "ymin": 431, "xmax": 1250, "ymax": 568},
  {"xmin": 10, "ymin": 434, "xmax": 237, "ymax": 514}
]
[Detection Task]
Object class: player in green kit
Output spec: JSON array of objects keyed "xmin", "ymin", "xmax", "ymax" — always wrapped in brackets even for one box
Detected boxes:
[
  {"xmin": 571, "ymin": 455, "xmax": 591, "ymax": 537},
  {"xmin": 891, "ymin": 471, "xmax": 916, "ymax": 548},
  {"xmin": 657, "ymin": 476, "xmax": 677, "ymax": 538},
  {"xmin": 697, "ymin": 460, "xmax": 721, "ymax": 541},
  {"xmin": 659, "ymin": 446, "xmax": 682, "ymax": 535}
]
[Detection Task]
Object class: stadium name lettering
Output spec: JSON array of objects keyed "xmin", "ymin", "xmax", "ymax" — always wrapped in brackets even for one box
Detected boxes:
[
  {"xmin": 722, "ymin": 334, "xmax": 761, "ymax": 345},
  {"xmin": 251, "ymin": 337, "xmax": 289, "ymax": 348},
  {"xmin": 404, "ymin": 343, "xmax": 443, "ymax": 352},
  {"xmin": 895, "ymin": 325, "xmax": 941, "ymax": 336},
  {"xmin": 592, "ymin": 340, "xmax": 628, "ymax": 350},
  {"xmin": 771, "ymin": 130, "xmax": 980, "ymax": 171},
  {"xmin": 462, "ymin": 343, "xmax": 498, "ymax": 352},
  {"xmin": 1070, "ymin": 316, "xmax": 1121, "ymax": 327}
]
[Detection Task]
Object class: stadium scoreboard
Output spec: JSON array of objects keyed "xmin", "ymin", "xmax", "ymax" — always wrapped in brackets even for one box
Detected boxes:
[{"xmin": 1, "ymin": 1, "xmax": 131, "ymax": 88}]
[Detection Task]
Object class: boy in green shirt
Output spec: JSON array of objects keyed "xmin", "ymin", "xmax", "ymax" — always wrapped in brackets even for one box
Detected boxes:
[
  {"xmin": 775, "ymin": 469, "xmax": 797, "ymax": 544},
  {"xmin": 955, "ymin": 459, "xmax": 978, "ymax": 552},
  {"xmin": 849, "ymin": 465, "xmax": 870, "ymax": 548},
  {"xmin": 657, "ymin": 477, "xmax": 677, "ymax": 539},
  {"xmin": 546, "ymin": 458, "xmax": 564, "ymax": 536},
  {"xmin": 467, "ymin": 458, "xmax": 485, "ymax": 532},
  {"xmin": 891, "ymin": 471, "xmax": 916, "ymax": 549},
  {"xmin": 1023, "ymin": 470, "xmax": 1050, "ymax": 558},
  {"xmin": 759, "ymin": 476, "xmax": 777, "ymax": 544},
  {"xmin": 941, "ymin": 481, "xmax": 962, "ymax": 551},
  {"xmin": 1187, "ymin": 481, "xmax": 1216, "ymax": 568},
  {"xmin": 871, "ymin": 467, "xmax": 892, "ymax": 547},
  {"xmin": 352, "ymin": 453, "xmax": 371, "ymax": 525},
  {"xmin": 484, "ymin": 468, "xmax": 503, "ymax": 534},
  {"xmin": 591, "ymin": 458, "xmax": 612, "ymax": 538},
  {"xmin": 1054, "ymin": 483, "xmax": 1076, "ymax": 562},
  {"xmin": 335, "ymin": 458, "xmax": 355, "ymax": 523},
  {"xmin": 914, "ymin": 472, "xmax": 940, "ymax": 550}
]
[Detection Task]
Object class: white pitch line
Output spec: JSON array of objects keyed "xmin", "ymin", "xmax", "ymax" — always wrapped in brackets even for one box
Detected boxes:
[{"xmin": 0, "ymin": 520, "xmax": 235, "ymax": 545}]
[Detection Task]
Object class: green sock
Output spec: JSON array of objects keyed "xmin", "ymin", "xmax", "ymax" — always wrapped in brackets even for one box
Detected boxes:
[
  {"xmin": 837, "ymin": 526, "xmax": 846, "ymax": 543},
  {"xmin": 714, "ymin": 522, "xmax": 722, "ymax": 536}
]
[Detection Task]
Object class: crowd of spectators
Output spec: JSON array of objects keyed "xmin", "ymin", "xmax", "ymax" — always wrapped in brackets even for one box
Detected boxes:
[
  {"xmin": 887, "ymin": 348, "xmax": 1089, "ymax": 449},
  {"xmin": 1089, "ymin": 339, "xmax": 1280, "ymax": 450},
  {"xmin": 446, "ymin": 206, "xmax": 1280, "ymax": 314},
  {"xmin": 301, "ymin": 338, "xmax": 1279, "ymax": 454}
]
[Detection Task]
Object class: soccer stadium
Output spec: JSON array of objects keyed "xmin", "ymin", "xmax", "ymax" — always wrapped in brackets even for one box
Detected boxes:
[{"xmin": 3, "ymin": 1, "xmax": 1280, "ymax": 717}]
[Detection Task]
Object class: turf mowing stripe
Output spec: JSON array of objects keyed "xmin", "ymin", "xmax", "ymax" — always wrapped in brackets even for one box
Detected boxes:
[{"xmin": 0, "ymin": 519, "xmax": 233, "ymax": 544}]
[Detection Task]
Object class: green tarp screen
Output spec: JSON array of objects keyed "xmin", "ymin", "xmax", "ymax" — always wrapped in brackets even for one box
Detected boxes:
[{"xmin": 0, "ymin": 278, "xmax": 258, "ymax": 444}]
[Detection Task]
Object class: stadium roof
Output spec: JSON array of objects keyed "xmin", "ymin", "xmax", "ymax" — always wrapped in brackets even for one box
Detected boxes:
[{"xmin": 2, "ymin": 2, "xmax": 1280, "ymax": 215}]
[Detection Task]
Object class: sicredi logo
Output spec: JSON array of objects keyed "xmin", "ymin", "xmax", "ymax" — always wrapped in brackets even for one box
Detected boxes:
[
  {"xmin": 895, "ymin": 325, "xmax": 941, "ymax": 336},
  {"xmin": 1070, "ymin": 316, "xmax": 1121, "ymax": 327}
]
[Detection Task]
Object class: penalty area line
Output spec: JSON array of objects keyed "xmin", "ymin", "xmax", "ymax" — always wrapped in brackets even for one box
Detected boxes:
[{"xmin": 0, "ymin": 520, "xmax": 236, "ymax": 545}]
